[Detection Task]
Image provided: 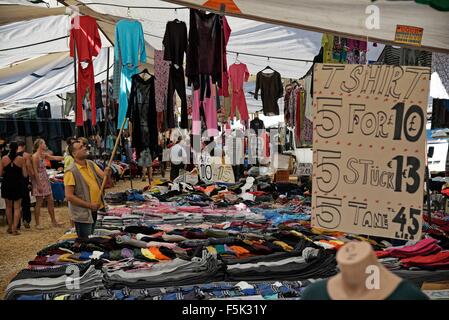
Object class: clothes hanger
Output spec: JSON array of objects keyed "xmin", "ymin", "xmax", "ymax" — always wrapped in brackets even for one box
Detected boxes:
[
  {"xmin": 234, "ymin": 53, "xmax": 241, "ymax": 64},
  {"xmin": 261, "ymin": 58, "xmax": 274, "ymax": 73},
  {"xmin": 138, "ymin": 68, "xmax": 153, "ymax": 80},
  {"xmin": 262, "ymin": 65, "xmax": 274, "ymax": 72},
  {"xmin": 126, "ymin": 7, "xmax": 144, "ymax": 22},
  {"xmin": 173, "ymin": 8, "xmax": 182, "ymax": 23}
]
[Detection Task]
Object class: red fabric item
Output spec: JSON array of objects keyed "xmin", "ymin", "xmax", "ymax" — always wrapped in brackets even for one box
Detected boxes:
[
  {"xmin": 219, "ymin": 17, "xmax": 231, "ymax": 97},
  {"xmin": 401, "ymin": 251, "xmax": 449, "ymax": 268},
  {"xmin": 76, "ymin": 62, "xmax": 96, "ymax": 126},
  {"xmin": 423, "ymin": 214, "xmax": 449, "ymax": 233},
  {"xmin": 387, "ymin": 238, "xmax": 442, "ymax": 258},
  {"xmin": 375, "ymin": 251, "xmax": 391, "ymax": 258},
  {"xmin": 441, "ymin": 188, "xmax": 449, "ymax": 197},
  {"xmin": 157, "ymin": 111, "xmax": 165, "ymax": 132},
  {"xmin": 69, "ymin": 16, "xmax": 101, "ymax": 61},
  {"xmin": 70, "ymin": 16, "xmax": 101, "ymax": 126},
  {"xmin": 229, "ymin": 63, "xmax": 250, "ymax": 121},
  {"xmin": 248, "ymin": 191, "xmax": 267, "ymax": 196},
  {"xmin": 265, "ymin": 132, "xmax": 270, "ymax": 157}
]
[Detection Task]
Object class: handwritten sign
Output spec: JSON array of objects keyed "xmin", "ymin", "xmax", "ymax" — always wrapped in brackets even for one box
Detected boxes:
[
  {"xmin": 311, "ymin": 64, "xmax": 430, "ymax": 240},
  {"xmin": 395, "ymin": 25, "xmax": 423, "ymax": 46},
  {"xmin": 199, "ymin": 155, "xmax": 235, "ymax": 184}
]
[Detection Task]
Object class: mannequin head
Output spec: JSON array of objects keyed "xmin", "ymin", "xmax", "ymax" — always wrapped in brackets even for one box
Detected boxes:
[
  {"xmin": 328, "ymin": 241, "xmax": 402, "ymax": 299},
  {"xmin": 336, "ymin": 241, "xmax": 379, "ymax": 288}
]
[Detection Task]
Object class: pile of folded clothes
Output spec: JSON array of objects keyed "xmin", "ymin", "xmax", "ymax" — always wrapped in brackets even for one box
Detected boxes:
[
  {"xmin": 5, "ymin": 262, "xmax": 104, "ymax": 300},
  {"xmin": 10, "ymin": 280, "xmax": 314, "ymax": 300},
  {"xmin": 7, "ymin": 175, "xmax": 449, "ymax": 300},
  {"xmin": 374, "ymin": 238, "xmax": 449, "ymax": 271}
]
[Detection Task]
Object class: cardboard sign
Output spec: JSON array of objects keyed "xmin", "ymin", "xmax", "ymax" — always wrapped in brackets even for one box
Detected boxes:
[
  {"xmin": 311, "ymin": 64, "xmax": 430, "ymax": 240},
  {"xmin": 297, "ymin": 163, "xmax": 313, "ymax": 176},
  {"xmin": 395, "ymin": 25, "xmax": 423, "ymax": 46},
  {"xmin": 199, "ymin": 155, "xmax": 235, "ymax": 184}
]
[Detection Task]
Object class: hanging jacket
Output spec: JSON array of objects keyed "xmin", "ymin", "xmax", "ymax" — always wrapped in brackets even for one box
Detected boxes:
[{"xmin": 126, "ymin": 74, "xmax": 158, "ymax": 156}]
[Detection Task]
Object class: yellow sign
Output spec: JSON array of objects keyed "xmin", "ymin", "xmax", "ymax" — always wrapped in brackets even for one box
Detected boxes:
[
  {"xmin": 395, "ymin": 25, "xmax": 423, "ymax": 46},
  {"xmin": 312, "ymin": 63, "xmax": 430, "ymax": 240}
]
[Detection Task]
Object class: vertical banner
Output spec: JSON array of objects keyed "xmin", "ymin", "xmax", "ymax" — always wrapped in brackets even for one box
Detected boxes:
[{"xmin": 311, "ymin": 64, "xmax": 430, "ymax": 240}]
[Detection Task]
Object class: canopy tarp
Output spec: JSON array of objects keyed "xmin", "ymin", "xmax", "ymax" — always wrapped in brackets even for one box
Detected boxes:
[
  {"xmin": 163, "ymin": 0, "xmax": 449, "ymax": 53},
  {"xmin": 1, "ymin": 0, "xmax": 445, "ymax": 108}
]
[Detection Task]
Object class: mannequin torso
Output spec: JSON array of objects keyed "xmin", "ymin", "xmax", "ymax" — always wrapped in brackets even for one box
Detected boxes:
[
  {"xmin": 302, "ymin": 241, "xmax": 429, "ymax": 300},
  {"xmin": 327, "ymin": 242, "xmax": 402, "ymax": 300}
]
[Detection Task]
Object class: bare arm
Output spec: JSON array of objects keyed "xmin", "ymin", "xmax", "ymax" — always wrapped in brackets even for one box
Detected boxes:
[
  {"xmin": 65, "ymin": 185, "xmax": 97, "ymax": 210},
  {"xmin": 18, "ymin": 157, "xmax": 27, "ymax": 178},
  {"xmin": 45, "ymin": 153, "xmax": 64, "ymax": 161},
  {"xmin": 0, "ymin": 158, "xmax": 4, "ymax": 177},
  {"xmin": 32, "ymin": 154, "xmax": 40, "ymax": 178},
  {"xmin": 95, "ymin": 166, "xmax": 106, "ymax": 180},
  {"xmin": 94, "ymin": 163, "xmax": 112, "ymax": 180},
  {"xmin": 24, "ymin": 154, "xmax": 34, "ymax": 177}
]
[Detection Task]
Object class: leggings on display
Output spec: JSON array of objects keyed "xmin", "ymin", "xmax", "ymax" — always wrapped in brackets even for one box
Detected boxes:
[
  {"xmin": 76, "ymin": 62, "xmax": 96, "ymax": 126},
  {"xmin": 192, "ymin": 76, "xmax": 218, "ymax": 137},
  {"xmin": 166, "ymin": 65, "xmax": 188, "ymax": 129}
]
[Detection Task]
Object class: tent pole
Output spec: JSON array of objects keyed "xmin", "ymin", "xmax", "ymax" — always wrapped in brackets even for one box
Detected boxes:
[
  {"xmin": 104, "ymin": 47, "xmax": 110, "ymax": 153},
  {"xmin": 73, "ymin": 38, "xmax": 79, "ymax": 137},
  {"xmin": 100, "ymin": 117, "xmax": 128, "ymax": 196}
]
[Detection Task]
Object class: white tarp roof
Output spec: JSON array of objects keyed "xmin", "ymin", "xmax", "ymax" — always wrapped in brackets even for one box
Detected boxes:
[
  {"xmin": 2, "ymin": 0, "xmax": 447, "ymax": 109},
  {"xmin": 164, "ymin": 0, "xmax": 449, "ymax": 53},
  {"xmin": 430, "ymin": 72, "xmax": 449, "ymax": 99}
]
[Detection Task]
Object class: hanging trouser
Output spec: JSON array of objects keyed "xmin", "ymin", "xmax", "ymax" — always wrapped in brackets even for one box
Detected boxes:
[
  {"xmin": 76, "ymin": 61, "xmax": 96, "ymax": 126},
  {"xmin": 192, "ymin": 79, "xmax": 218, "ymax": 137},
  {"xmin": 230, "ymin": 88, "xmax": 249, "ymax": 121},
  {"xmin": 117, "ymin": 64, "xmax": 138, "ymax": 129},
  {"xmin": 155, "ymin": 50, "xmax": 170, "ymax": 112},
  {"xmin": 166, "ymin": 65, "xmax": 188, "ymax": 129}
]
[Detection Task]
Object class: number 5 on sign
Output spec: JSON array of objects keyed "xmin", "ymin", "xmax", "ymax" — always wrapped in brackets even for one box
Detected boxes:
[
  {"xmin": 316, "ymin": 97, "xmax": 342, "ymax": 138},
  {"xmin": 316, "ymin": 149, "xmax": 341, "ymax": 193},
  {"xmin": 315, "ymin": 196, "xmax": 342, "ymax": 229}
]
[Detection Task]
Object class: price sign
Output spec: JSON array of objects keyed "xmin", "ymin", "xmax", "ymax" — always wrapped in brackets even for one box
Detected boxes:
[
  {"xmin": 199, "ymin": 155, "xmax": 235, "ymax": 184},
  {"xmin": 311, "ymin": 64, "xmax": 430, "ymax": 240}
]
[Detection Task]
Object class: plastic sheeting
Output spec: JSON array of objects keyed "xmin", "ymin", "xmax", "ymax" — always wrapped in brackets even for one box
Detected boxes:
[
  {"xmin": 0, "ymin": 48, "xmax": 113, "ymax": 104},
  {"xmin": 164, "ymin": 0, "xmax": 449, "ymax": 52},
  {"xmin": 0, "ymin": 14, "xmax": 112, "ymax": 69},
  {"xmin": 0, "ymin": 0, "xmax": 426, "ymax": 107}
]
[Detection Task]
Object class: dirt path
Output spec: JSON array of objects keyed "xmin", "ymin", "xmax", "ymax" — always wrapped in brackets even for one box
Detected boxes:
[{"xmin": 0, "ymin": 178, "xmax": 151, "ymax": 299}]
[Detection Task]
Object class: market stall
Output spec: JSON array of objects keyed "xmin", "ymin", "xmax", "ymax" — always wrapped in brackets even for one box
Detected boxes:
[{"xmin": 1, "ymin": 0, "xmax": 449, "ymax": 302}]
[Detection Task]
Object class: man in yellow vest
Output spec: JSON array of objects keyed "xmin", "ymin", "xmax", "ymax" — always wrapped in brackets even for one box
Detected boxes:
[{"xmin": 64, "ymin": 140, "xmax": 110, "ymax": 239}]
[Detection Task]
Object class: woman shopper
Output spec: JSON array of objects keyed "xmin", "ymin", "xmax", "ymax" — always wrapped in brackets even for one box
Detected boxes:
[
  {"xmin": 31, "ymin": 139, "xmax": 64, "ymax": 229},
  {"xmin": 0, "ymin": 142, "xmax": 27, "ymax": 235},
  {"xmin": 17, "ymin": 140, "xmax": 34, "ymax": 229}
]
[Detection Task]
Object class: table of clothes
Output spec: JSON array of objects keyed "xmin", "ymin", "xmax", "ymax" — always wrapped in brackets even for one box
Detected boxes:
[{"xmin": 6, "ymin": 178, "xmax": 449, "ymax": 300}]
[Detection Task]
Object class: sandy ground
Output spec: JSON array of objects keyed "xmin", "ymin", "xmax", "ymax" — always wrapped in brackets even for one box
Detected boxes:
[{"xmin": 0, "ymin": 178, "xmax": 151, "ymax": 299}]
